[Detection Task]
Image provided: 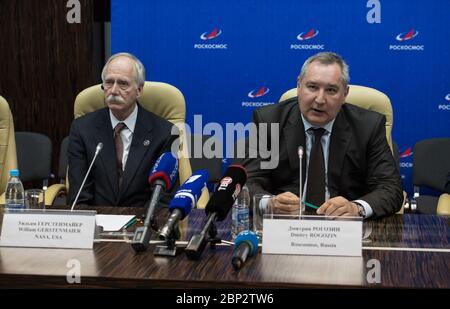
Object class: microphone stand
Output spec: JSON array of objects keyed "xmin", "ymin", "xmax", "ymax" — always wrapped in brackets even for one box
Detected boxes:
[
  {"xmin": 208, "ymin": 221, "xmax": 221, "ymax": 249},
  {"xmin": 131, "ymin": 179, "xmax": 166, "ymax": 252},
  {"xmin": 298, "ymin": 146, "xmax": 304, "ymax": 217},
  {"xmin": 153, "ymin": 223, "xmax": 181, "ymax": 256},
  {"xmin": 71, "ymin": 143, "xmax": 103, "ymax": 211},
  {"xmin": 185, "ymin": 212, "xmax": 222, "ymax": 260}
]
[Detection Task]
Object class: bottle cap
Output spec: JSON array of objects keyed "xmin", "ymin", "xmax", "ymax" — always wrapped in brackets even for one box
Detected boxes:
[{"xmin": 9, "ymin": 169, "xmax": 19, "ymax": 177}]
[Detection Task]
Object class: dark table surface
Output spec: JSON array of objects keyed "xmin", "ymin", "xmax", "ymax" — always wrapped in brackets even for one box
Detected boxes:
[{"xmin": 0, "ymin": 206, "xmax": 448, "ymax": 288}]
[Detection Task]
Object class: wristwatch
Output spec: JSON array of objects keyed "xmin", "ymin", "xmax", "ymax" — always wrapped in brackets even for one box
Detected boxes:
[{"xmin": 355, "ymin": 202, "xmax": 366, "ymax": 218}]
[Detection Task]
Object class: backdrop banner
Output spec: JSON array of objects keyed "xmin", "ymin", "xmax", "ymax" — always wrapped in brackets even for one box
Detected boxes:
[{"xmin": 111, "ymin": 0, "xmax": 450, "ymax": 195}]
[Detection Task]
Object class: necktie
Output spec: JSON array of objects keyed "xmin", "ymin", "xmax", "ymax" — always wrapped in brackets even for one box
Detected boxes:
[
  {"xmin": 306, "ymin": 128, "xmax": 326, "ymax": 206},
  {"xmin": 114, "ymin": 122, "xmax": 126, "ymax": 184}
]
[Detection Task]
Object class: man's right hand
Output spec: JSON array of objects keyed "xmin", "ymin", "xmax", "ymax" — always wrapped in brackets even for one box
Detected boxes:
[{"xmin": 272, "ymin": 192, "xmax": 300, "ymax": 215}]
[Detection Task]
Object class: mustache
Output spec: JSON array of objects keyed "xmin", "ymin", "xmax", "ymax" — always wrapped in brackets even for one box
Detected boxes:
[{"xmin": 105, "ymin": 95, "xmax": 125, "ymax": 104}]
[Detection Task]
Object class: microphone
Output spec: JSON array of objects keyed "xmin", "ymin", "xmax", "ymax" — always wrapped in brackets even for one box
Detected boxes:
[
  {"xmin": 131, "ymin": 152, "xmax": 178, "ymax": 252},
  {"xmin": 298, "ymin": 145, "xmax": 304, "ymax": 216},
  {"xmin": 158, "ymin": 169, "xmax": 209, "ymax": 241},
  {"xmin": 185, "ymin": 165, "xmax": 247, "ymax": 260},
  {"xmin": 70, "ymin": 142, "xmax": 103, "ymax": 211},
  {"xmin": 231, "ymin": 230, "xmax": 259, "ymax": 270}
]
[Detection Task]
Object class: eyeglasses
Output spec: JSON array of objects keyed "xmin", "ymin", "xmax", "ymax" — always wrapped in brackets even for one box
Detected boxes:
[{"xmin": 102, "ymin": 79, "xmax": 132, "ymax": 91}]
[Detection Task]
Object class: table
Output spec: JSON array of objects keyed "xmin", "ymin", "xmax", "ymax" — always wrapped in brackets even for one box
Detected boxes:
[{"xmin": 0, "ymin": 207, "xmax": 448, "ymax": 288}]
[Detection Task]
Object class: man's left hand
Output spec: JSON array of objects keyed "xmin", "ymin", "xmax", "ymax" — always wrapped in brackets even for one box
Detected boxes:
[{"xmin": 316, "ymin": 196, "xmax": 359, "ymax": 217}]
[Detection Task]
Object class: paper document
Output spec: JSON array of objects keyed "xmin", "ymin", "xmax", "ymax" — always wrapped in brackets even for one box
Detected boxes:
[{"xmin": 95, "ymin": 215, "xmax": 136, "ymax": 232}]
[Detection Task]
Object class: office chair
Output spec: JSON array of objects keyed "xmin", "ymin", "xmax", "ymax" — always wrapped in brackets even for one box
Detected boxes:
[
  {"xmin": 0, "ymin": 96, "xmax": 18, "ymax": 205},
  {"xmin": 15, "ymin": 132, "xmax": 52, "ymax": 188},
  {"xmin": 45, "ymin": 82, "xmax": 209, "ymax": 208},
  {"xmin": 43, "ymin": 136, "xmax": 69, "ymax": 206},
  {"xmin": 57, "ymin": 136, "xmax": 69, "ymax": 184},
  {"xmin": 411, "ymin": 138, "xmax": 450, "ymax": 215},
  {"xmin": 279, "ymin": 85, "xmax": 404, "ymax": 213}
]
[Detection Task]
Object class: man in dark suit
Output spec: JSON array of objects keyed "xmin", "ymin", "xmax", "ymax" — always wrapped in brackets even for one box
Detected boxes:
[
  {"xmin": 243, "ymin": 52, "xmax": 402, "ymax": 219},
  {"xmin": 68, "ymin": 53, "xmax": 178, "ymax": 207}
]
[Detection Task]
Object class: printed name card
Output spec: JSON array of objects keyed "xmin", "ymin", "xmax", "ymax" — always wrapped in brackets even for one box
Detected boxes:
[
  {"xmin": 262, "ymin": 217, "xmax": 362, "ymax": 256},
  {"xmin": 0, "ymin": 210, "xmax": 96, "ymax": 249}
]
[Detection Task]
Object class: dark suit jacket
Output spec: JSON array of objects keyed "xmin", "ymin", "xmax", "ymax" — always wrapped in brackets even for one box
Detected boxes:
[
  {"xmin": 242, "ymin": 97, "xmax": 403, "ymax": 219},
  {"xmin": 68, "ymin": 104, "xmax": 178, "ymax": 207}
]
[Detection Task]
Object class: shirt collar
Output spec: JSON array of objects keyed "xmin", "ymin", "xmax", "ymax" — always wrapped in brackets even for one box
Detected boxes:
[
  {"xmin": 109, "ymin": 104, "xmax": 138, "ymax": 133},
  {"xmin": 301, "ymin": 114, "xmax": 335, "ymax": 134}
]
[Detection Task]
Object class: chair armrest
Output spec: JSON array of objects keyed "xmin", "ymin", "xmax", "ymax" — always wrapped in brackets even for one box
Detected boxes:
[
  {"xmin": 437, "ymin": 193, "xmax": 450, "ymax": 215},
  {"xmin": 196, "ymin": 188, "xmax": 210, "ymax": 209},
  {"xmin": 45, "ymin": 184, "xmax": 68, "ymax": 206},
  {"xmin": 395, "ymin": 191, "xmax": 407, "ymax": 214}
]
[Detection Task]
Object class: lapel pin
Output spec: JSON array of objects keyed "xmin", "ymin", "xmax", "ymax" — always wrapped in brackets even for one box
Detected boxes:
[{"xmin": 143, "ymin": 139, "xmax": 150, "ymax": 146}]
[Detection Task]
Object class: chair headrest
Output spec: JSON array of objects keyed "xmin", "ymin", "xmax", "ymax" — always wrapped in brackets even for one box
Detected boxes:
[
  {"xmin": 74, "ymin": 81, "xmax": 186, "ymax": 124},
  {"xmin": 279, "ymin": 85, "xmax": 393, "ymax": 127},
  {"xmin": 278, "ymin": 84, "xmax": 394, "ymax": 152},
  {"xmin": 346, "ymin": 85, "xmax": 393, "ymax": 127}
]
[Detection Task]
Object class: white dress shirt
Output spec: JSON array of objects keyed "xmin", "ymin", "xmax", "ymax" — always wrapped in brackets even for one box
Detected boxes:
[{"xmin": 109, "ymin": 105, "xmax": 138, "ymax": 171}]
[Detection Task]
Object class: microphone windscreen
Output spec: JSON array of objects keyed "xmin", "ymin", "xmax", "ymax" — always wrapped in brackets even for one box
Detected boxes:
[
  {"xmin": 168, "ymin": 169, "xmax": 209, "ymax": 218},
  {"xmin": 148, "ymin": 152, "xmax": 178, "ymax": 190},
  {"xmin": 234, "ymin": 230, "xmax": 259, "ymax": 256},
  {"xmin": 205, "ymin": 165, "xmax": 247, "ymax": 221}
]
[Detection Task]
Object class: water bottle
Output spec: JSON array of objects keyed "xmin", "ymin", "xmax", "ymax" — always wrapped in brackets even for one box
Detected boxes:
[
  {"xmin": 231, "ymin": 184, "xmax": 250, "ymax": 239},
  {"xmin": 5, "ymin": 169, "xmax": 25, "ymax": 210}
]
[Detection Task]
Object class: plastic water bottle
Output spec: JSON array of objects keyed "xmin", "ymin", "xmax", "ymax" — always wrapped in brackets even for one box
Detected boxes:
[
  {"xmin": 231, "ymin": 184, "xmax": 250, "ymax": 239},
  {"xmin": 5, "ymin": 169, "xmax": 25, "ymax": 210}
]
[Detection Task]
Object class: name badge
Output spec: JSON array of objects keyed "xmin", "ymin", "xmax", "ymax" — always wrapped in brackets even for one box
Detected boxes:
[
  {"xmin": 0, "ymin": 210, "xmax": 96, "ymax": 249},
  {"xmin": 262, "ymin": 217, "xmax": 362, "ymax": 256}
]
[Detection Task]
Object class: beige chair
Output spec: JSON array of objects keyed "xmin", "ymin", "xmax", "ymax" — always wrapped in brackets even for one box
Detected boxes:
[
  {"xmin": 46, "ymin": 82, "xmax": 209, "ymax": 208},
  {"xmin": 279, "ymin": 85, "xmax": 404, "ymax": 213},
  {"xmin": 0, "ymin": 96, "xmax": 18, "ymax": 205}
]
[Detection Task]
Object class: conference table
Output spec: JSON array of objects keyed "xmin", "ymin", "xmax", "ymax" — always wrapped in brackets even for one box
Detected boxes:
[{"xmin": 0, "ymin": 206, "xmax": 448, "ymax": 288}]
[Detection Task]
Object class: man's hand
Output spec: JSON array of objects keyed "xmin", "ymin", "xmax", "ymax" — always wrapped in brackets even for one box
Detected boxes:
[
  {"xmin": 316, "ymin": 196, "xmax": 360, "ymax": 217},
  {"xmin": 272, "ymin": 192, "xmax": 300, "ymax": 215}
]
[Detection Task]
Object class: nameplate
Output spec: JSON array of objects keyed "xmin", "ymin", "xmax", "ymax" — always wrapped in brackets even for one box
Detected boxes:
[
  {"xmin": 0, "ymin": 210, "xmax": 96, "ymax": 249},
  {"xmin": 262, "ymin": 217, "xmax": 362, "ymax": 256}
]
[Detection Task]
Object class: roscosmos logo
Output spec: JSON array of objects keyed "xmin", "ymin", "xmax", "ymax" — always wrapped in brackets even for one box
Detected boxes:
[
  {"xmin": 194, "ymin": 27, "xmax": 227, "ymax": 49},
  {"xmin": 242, "ymin": 86, "xmax": 274, "ymax": 107},
  {"xmin": 396, "ymin": 28, "xmax": 419, "ymax": 41},
  {"xmin": 438, "ymin": 93, "xmax": 450, "ymax": 110},
  {"xmin": 399, "ymin": 147, "xmax": 413, "ymax": 158},
  {"xmin": 200, "ymin": 28, "xmax": 222, "ymax": 40},
  {"xmin": 291, "ymin": 28, "xmax": 324, "ymax": 50},
  {"xmin": 297, "ymin": 28, "xmax": 319, "ymax": 41},
  {"xmin": 390, "ymin": 28, "xmax": 424, "ymax": 51},
  {"xmin": 399, "ymin": 147, "xmax": 413, "ymax": 168},
  {"xmin": 248, "ymin": 86, "xmax": 270, "ymax": 98}
]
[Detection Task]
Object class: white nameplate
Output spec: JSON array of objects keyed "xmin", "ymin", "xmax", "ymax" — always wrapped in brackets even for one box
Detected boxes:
[
  {"xmin": 0, "ymin": 210, "xmax": 96, "ymax": 249},
  {"xmin": 262, "ymin": 217, "xmax": 362, "ymax": 256}
]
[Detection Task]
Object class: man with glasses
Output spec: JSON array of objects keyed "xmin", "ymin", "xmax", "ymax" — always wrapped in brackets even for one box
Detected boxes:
[{"xmin": 68, "ymin": 52, "xmax": 178, "ymax": 207}]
